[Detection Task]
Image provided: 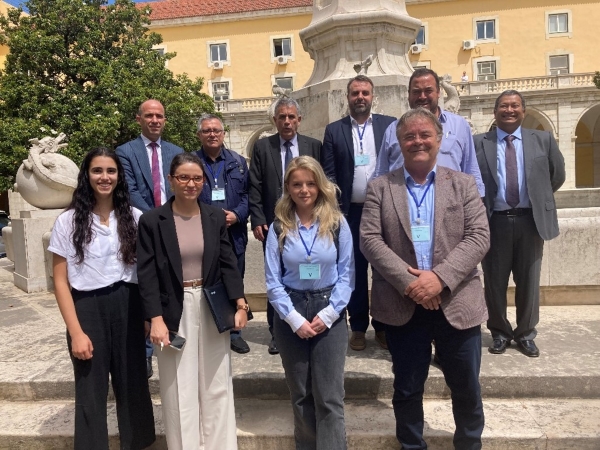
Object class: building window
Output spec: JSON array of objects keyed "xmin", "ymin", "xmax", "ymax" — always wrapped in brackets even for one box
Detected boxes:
[
  {"xmin": 549, "ymin": 55, "xmax": 569, "ymax": 75},
  {"xmin": 275, "ymin": 77, "xmax": 293, "ymax": 91},
  {"xmin": 273, "ymin": 38, "xmax": 292, "ymax": 57},
  {"xmin": 153, "ymin": 47, "xmax": 165, "ymax": 57},
  {"xmin": 414, "ymin": 26, "xmax": 425, "ymax": 45},
  {"xmin": 548, "ymin": 13, "xmax": 568, "ymax": 33},
  {"xmin": 476, "ymin": 20, "xmax": 495, "ymax": 40},
  {"xmin": 210, "ymin": 43, "xmax": 228, "ymax": 62},
  {"xmin": 212, "ymin": 82, "xmax": 229, "ymax": 101},
  {"xmin": 477, "ymin": 61, "xmax": 496, "ymax": 81}
]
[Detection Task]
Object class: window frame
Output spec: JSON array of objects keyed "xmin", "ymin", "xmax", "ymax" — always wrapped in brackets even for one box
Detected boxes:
[
  {"xmin": 271, "ymin": 73, "xmax": 296, "ymax": 94},
  {"xmin": 473, "ymin": 16, "xmax": 499, "ymax": 44},
  {"xmin": 546, "ymin": 52, "xmax": 573, "ymax": 76},
  {"xmin": 473, "ymin": 56, "xmax": 500, "ymax": 81},
  {"xmin": 270, "ymin": 34, "xmax": 295, "ymax": 63},
  {"xmin": 545, "ymin": 10, "xmax": 572, "ymax": 39},
  {"xmin": 413, "ymin": 23, "xmax": 429, "ymax": 48},
  {"xmin": 208, "ymin": 77, "xmax": 233, "ymax": 101},
  {"xmin": 206, "ymin": 40, "xmax": 231, "ymax": 68}
]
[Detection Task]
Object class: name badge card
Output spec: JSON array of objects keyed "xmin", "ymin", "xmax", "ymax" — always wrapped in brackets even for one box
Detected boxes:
[
  {"xmin": 411, "ymin": 225, "xmax": 431, "ymax": 242},
  {"xmin": 355, "ymin": 154, "xmax": 370, "ymax": 166},
  {"xmin": 212, "ymin": 188, "xmax": 226, "ymax": 201},
  {"xmin": 299, "ymin": 263, "xmax": 321, "ymax": 280}
]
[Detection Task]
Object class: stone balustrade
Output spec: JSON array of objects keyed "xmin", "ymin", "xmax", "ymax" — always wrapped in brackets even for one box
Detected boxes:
[
  {"xmin": 453, "ymin": 72, "xmax": 596, "ymax": 96},
  {"xmin": 215, "ymin": 97, "xmax": 273, "ymax": 112}
]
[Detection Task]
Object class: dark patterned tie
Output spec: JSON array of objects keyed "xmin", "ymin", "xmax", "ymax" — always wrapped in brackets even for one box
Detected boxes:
[
  {"xmin": 504, "ymin": 135, "xmax": 519, "ymax": 208},
  {"xmin": 150, "ymin": 142, "xmax": 162, "ymax": 207},
  {"xmin": 284, "ymin": 140, "xmax": 293, "ymax": 172}
]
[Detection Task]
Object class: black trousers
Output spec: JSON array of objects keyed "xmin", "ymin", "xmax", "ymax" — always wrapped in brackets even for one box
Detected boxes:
[{"xmin": 69, "ymin": 282, "xmax": 155, "ymax": 450}]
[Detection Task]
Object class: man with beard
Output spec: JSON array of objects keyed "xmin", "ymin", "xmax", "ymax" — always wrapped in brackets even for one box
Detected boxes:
[
  {"xmin": 375, "ymin": 69, "xmax": 485, "ymax": 198},
  {"xmin": 321, "ymin": 75, "xmax": 395, "ymax": 351}
]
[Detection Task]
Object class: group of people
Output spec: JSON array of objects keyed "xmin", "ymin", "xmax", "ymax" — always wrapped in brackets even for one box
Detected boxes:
[{"xmin": 49, "ymin": 68, "xmax": 565, "ymax": 450}]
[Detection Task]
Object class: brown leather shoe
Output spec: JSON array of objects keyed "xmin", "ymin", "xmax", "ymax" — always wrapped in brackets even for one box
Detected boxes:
[
  {"xmin": 375, "ymin": 331, "xmax": 388, "ymax": 350},
  {"xmin": 349, "ymin": 331, "xmax": 366, "ymax": 351}
]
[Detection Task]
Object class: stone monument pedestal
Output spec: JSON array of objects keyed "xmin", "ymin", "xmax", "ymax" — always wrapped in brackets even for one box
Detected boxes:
[{"xmin": 11, "ymin": 209, "xmax": 62, "ymax": 293}]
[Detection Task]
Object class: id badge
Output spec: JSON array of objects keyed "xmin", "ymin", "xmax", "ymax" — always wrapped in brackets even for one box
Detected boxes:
[
  {"xmin": 355, "ymin": 154, "xmax": 370, "ymax": 166},
  {"xmin": 299, "ymin": 263, "xmax": 321, "ymax": 280},
  {"xmin": 411, "ymin": 225, "xmax": 431, "ymax": 242},
  {"xmin": 212, "ymin": 188, "xmax": 226, "ymax": 201}
]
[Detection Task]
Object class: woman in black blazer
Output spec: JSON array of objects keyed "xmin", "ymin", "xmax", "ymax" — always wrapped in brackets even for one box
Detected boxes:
[{"xmin": 137, "ymin": 152, "xmax": 249, "ymax": 450}]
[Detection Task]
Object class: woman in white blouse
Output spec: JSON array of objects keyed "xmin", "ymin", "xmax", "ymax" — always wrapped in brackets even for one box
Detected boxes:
[{"xmin": 48, "ymin": 148, "xmax": 155, "ymax": 450}]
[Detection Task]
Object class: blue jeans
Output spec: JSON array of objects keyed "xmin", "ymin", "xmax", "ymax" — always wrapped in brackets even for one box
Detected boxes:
[
  {"xmin": 274, "ymin": 286, "xmax": 348, "ymax": 450},
  {"xmin": 385, "ymin": 307, "xmax": 484, "ymax": 450}
]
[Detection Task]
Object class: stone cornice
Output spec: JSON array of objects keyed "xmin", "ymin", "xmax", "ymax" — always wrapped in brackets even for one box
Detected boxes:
[{"xmin": 149, "ymin": 6, "xmax": 313, "ymax": 28}]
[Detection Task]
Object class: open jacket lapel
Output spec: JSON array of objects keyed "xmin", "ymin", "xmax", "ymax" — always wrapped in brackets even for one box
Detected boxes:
[
  {"xmin": 268, "ymin": 134, "xmax": 283, "ymax": 185},
  {"xmin": 341, "ymin": 116, "xmax": 354, "ymax": 163},
  {"xmin": 157, "ymin": 201, "xmax": 183, "ymax": 288},
  {"xmin": 200, "ymin": 204, "xmax": 218, "ymax": 282},
  {"xmin": 389, "ymin": 169, "xmax": 413, "ymax": 243},
  {"xmin": 521, "ymin": 129, "xmax": 534, "ymax": 185},
  {"xmin": 133, "ymin": 137, "xmax": 153, "ymax": 190},
  {"xmin": 483, "ymin": 130, "xmax": 500, "ymax": 189}
]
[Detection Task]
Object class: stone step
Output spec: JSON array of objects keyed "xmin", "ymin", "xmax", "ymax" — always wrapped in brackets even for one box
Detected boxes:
[
  {"xmin": 2, "ymin": 307, "xmax": 600, "ymax": 402},
  {"xmin": 1, "ymin": 398, "xmax": 598, "ymax": 450}
]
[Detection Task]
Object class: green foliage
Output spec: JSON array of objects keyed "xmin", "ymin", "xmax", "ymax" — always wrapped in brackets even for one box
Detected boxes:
[
  {"xmin": 594, "ymin": 71, "xmax": 600, "ymax": 90},
  {"xmin": 0, "ymin": 0, "xmax": 216, "ymax": 191}
]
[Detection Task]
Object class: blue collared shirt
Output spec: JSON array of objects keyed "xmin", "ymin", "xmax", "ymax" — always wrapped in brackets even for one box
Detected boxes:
[
  {"xmin": 265, "ymin": 216, "xmax": 355, "ymax": 332},
  {"xmin": 199, "ymin": 150, "xmax": 227, "ymax": 209},
  {"xmin": 494, "ymin": 126, "xmax": 531, "ymax": 210},
  {"xmin": 404, "ymin": 167, "xmax": 436, "ymax": 271},
  {"xmin": 375, "ymin": 109, "xmax": 485, "ymax": 197}
]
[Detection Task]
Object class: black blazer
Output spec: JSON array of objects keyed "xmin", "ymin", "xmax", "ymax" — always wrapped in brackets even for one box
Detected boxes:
[
  {"xmin": 137, "ymin": 198, "xmax": 245, "ymax": 332},
  {"xmin": 249, "ymin": 133, "xmax": 322, "ymax": 228},
  {"xmin": 321, "ymin": 113, "xmax": 396, "ymax": 214},
  {"xmin": 474, "ymin": 128, "xmax": 565, "ymax": 241}
]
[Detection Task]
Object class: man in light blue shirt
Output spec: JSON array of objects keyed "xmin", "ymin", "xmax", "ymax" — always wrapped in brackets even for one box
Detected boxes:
[{"xmin": 375, "ymin": 68, "xmax": 485, "ymax": 197}]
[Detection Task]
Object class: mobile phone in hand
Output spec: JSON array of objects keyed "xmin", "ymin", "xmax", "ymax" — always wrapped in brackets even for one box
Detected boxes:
[{"xmin": 168, "ymin": 331, "xmax": 186, "ymax": 351}]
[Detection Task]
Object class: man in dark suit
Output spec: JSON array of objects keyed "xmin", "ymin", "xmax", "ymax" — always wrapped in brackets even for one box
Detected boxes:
[
  {"xmin": 321, "ymin": 75, "xmax": 395, "ymax": 351},
  {"xmin": 360, "ymin": 108, "xmax": 490, "ymax": 449},
  {"xmin": 116, "ymin": 99, "xmax": 183, "ymax": 377},
  {"xmin": 249, "ymin": 97, "xmax": 322, "ymax": 354},
  {"xmin": 195, "ymin": 113, "xmax": 250, "ymax": 354},
  {"xmin": 116, "ymin": 99, "xmax": 183, "ymax": 212},
  {"xmin": 475, "ymin": 90, "xmax": 565, "ymax": 357}
]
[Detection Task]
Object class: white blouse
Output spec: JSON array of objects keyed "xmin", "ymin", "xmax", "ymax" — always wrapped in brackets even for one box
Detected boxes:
[{"xmin": 48, "ymin": 208, "xmax": 142, "ymax": 291}]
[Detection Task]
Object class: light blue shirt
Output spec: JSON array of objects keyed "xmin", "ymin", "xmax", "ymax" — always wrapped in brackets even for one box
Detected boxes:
[
  {"xmin": 375, "ymin": 109, "xmax": 485, "ymax": 197},
  {"xmin": 404, "ymin": 167, "xmax": 436, "ymax": 271},
  {"xmin": 494, "ymin": 126, "xmax": 531, "ymax": 210},
  {"xmin": 265, "ymin": 216, "xmax": 355, "ymax": 332}
]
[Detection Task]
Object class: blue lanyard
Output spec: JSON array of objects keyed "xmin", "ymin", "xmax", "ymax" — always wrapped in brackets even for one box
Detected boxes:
[
  {"xmin": 356, "ymin": 122, "xmax": 367, "ymax": 152},
  {"xmin": 298, "ymin": 226, "xmax": 319, "ymax": 262},
  {"xmin": 203, "ymin": 157, "xmax": 224, "ymax": 188},
  {"xmin": 406, "ymin": 175, "xmax": 434, "ymax": 220}
]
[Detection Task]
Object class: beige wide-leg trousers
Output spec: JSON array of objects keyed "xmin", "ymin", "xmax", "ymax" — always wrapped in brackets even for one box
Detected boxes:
[{"xmin": 156, "ymin": 286, "xmax": 237, "ymax": 450}]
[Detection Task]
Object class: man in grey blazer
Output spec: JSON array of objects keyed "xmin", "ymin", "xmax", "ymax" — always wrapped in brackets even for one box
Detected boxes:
[
  {"xmin": 475, "ymin": 90, "xmax": 565, "ymax": 357},
  {"xmin": 116, "ymin": 99, "xmax": 183, "ymax": 212},
  {"xmin": 116, "ymin": 99, "xmax": 183, "ymax": 377},
  {"xmin": 249, "ymin": 97, "xmax": 322, "ymax": 354},
  {"xmin": 360, "ymin": 108, "xmax": 490, "ymax": 449}
]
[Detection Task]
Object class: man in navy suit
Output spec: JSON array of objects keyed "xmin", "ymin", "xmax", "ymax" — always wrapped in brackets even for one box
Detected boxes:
[
  {"xmin": 116, "ymin": 99, "xmax": 183, "ymax": 377},
  {"xmin": 116, "ymin": 99, "xmax": 183, "ymax": 212},
  {"xmin": 321, "ymin": 75, "xmax": 395, "ymax": 351},
  {"xmin": 249, "ymin": 97, "xmax": 322, "ymax": 354}
]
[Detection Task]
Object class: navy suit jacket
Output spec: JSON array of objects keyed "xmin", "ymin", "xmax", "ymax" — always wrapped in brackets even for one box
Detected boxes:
[
  {"xmin": 116, "ymin": 136, "xmax": 183, "ymax": 212},
  {"xmin": 321, "ymin": 113, "xmax": 396, "ymax": 214},
  {"xmin": 474, "ymin": 128, "xmax": 565, "ymax": 241},
  {"xmin": 249, "ymin": 133, "xmax": 322, "ymax": 229}
]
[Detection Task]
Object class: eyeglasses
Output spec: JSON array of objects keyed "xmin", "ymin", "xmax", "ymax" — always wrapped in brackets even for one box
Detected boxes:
[
  {"xmin": 200, "ymin": 129, "xmax": 224, "ymax": 135},
  {"xmin": 173, "ymin": 175, "xmax": 204, "ymax": 184}
]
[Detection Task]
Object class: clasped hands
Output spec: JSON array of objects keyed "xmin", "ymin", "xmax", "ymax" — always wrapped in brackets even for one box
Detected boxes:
[
  {"xmin": 296, "ymin": 316, "xmax": 327, "ymax": 340},
  {"xmin": 404, "ymin": 267, "xmax": 444, "ymax": 310}
]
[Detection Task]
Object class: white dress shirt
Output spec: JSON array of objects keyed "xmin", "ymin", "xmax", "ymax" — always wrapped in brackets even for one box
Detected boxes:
[{"xmin": 350, "ymin": 115, "xmax": 376, "ymax": 203}]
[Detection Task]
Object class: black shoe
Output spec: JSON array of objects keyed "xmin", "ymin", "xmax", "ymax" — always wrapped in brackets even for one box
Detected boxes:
[
  {"xmin": 488, "ymin": 338, "xmax": 511, "ymax": 354},
  {"xmin": 268, "ymin": 337, "xmax": 279, "ymax": 355},
  {"xmin": 230, "ymin": 335, "xmax": 250, "ymax": 354},
  {"xmin": 146, "ymin": 357, "xmax": 153, "ymax": 379},
  {"xmin": 517, "ymin": 339, "xmax": 540, "ymax": 357}
]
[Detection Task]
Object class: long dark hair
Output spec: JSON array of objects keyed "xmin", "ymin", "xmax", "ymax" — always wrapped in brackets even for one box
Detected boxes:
[{"xmin": 68, "ymin": 147, "xmax": 137, "ymax": 265}]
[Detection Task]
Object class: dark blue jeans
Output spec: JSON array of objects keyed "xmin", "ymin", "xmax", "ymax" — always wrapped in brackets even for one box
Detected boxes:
[
  {"xmin": 385, "ymin": 307, "xmax": 484, "ymax": 450},
  {"xmin": 274, "ymin": 286, "xmax": 348, "ymax": 450}
]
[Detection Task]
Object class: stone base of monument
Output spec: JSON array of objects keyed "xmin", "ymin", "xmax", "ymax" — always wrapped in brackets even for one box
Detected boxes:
[{"xmin": 10, "ymin": 208, "xmax": 61, "ymax": 293}]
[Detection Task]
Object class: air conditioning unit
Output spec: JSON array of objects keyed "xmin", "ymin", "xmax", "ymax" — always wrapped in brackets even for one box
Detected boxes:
[
  {"xmin": 212, "ymin": 61, "xmax": 223, "ymax": 70},
  {"xmin": 410, "ymin": 44, "xmax": 423, "ymax": 54},
  {"xmin": 276, "ymin": 55, "xmax": 288, "ymax": 65},
  {"xmin": 462, "ymin": 40, "xmax": 476, "ymax": 51}
]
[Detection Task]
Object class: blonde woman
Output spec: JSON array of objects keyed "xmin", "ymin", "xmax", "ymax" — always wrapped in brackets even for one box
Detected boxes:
[{"xmin": 265, "ymin": 155, "xmax": 354, "ymax": 449}]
